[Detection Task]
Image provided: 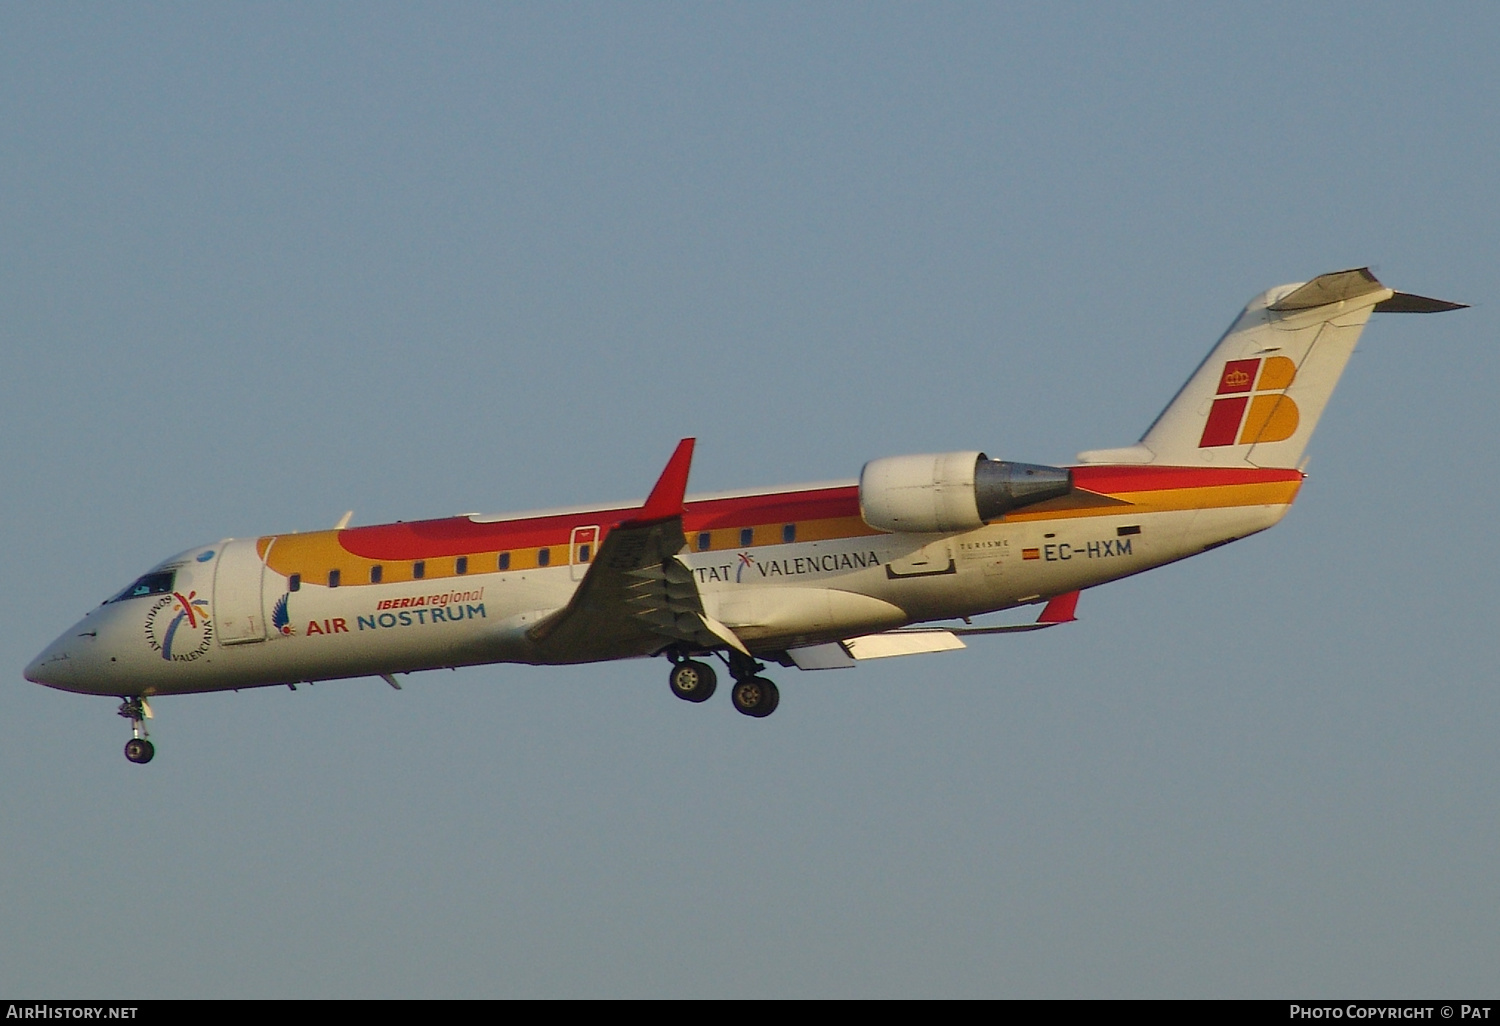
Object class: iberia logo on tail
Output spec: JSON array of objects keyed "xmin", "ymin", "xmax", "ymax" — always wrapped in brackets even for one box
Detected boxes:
[{"xmin": 1199, "ymin": 356, "xmax": 1300, "ymax": 448}]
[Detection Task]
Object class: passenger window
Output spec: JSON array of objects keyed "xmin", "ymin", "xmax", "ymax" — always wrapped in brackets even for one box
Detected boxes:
[
  {"xmin": 697, "ymin": 532, "xmax": 711, "ymax": 551},
  {"xmin": 289, "ymin": 574, "xmax": 301, "ymax": 592},
  {"xmin": 109, "ymin": 570, "xmax": 175, "ymax": 603},
  {"xmin": 783, "ymin": 524, "xmax": 796, "ymax": 543},
  {"xmin": 328, "ymin": 570, "xmax": 341, "ymax": 588},
  {"xmin": 413, "ymin": 561, "xmax": 426, "ymax": 580},
  {"xmin": 370, "ymin": 566, "xmax": 383, "ymax": 584},
  {"xmin": 538, "ymin": 548, "xmax": 550, "ymax": 567},
  {"xmin": 456, "ymin": 556, "xmax": 468, "ymax": 575},
  {"xmin": 578, "ymin": 545, "xmax": 591, "ymax": 563},
  {"xmin": 740, "ymin": 528, "xmax": 754, "ymax": 547},
  {"xmin": 498, "ymin": 552, "xmax": 510, "ymax": 571}
]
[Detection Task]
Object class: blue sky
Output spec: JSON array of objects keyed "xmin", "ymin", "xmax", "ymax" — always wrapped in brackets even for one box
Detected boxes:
[{"xmin": 3, "ymin": 3, "xmax": 1497, "ymax": 997}]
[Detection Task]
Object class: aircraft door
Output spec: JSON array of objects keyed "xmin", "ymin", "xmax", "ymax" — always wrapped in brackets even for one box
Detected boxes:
[
  {"xmin": 214, "ymin": 537, "xmax": 269, "ymax": 645},
  {"xmin": 570, "ymin": 526, "xmax": 599, "ymax": 581}
]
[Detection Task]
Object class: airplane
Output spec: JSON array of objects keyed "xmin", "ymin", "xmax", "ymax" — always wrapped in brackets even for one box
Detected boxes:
[{"xmin": 26, "ymin": 268, "xmax": 1465, "ymax": 763}]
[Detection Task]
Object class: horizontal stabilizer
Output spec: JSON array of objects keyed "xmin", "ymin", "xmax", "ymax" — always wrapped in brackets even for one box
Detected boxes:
[
  {"xmin": 1266, "ymin": 267, "xmax": 1386, "ymax": 311},
  {"xmin": 1374, "ymin": 292, "xmax": 1468, "ymax": 314}
]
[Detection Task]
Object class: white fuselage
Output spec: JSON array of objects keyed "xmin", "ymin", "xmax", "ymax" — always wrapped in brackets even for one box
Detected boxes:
[{"xmin": 26, "ymin": 489, "xmax": 1287, "ymax": 698}]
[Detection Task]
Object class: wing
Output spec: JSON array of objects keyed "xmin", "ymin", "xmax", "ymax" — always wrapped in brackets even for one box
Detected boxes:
[
  {"xmin": 784, "ymin": 591, "xmax": 1081, "ymax": 669},
  {"xmin": 526, "ymin": 439, "xmax": 749, "ymax": 663}
]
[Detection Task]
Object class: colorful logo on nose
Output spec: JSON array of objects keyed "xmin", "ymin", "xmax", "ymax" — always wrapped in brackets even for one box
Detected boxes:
[
  {"xmin": 144, "ymin": 590, "xmax": 213, "ymax": 662},
  {"xmin": 1199, "ymin": 356, "xmax": 1300, "ymax": 448}
]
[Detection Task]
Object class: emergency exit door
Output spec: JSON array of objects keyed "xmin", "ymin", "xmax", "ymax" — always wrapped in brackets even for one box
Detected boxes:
[{"xmin": 570, "ymin": 526, "xmax": 599, "ymax": 581}]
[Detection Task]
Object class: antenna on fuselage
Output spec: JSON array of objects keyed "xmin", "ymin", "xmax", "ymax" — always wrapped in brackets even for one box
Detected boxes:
[{"xmin": 333, "ymin": 511, "xmax": 353, "ymax": 530}]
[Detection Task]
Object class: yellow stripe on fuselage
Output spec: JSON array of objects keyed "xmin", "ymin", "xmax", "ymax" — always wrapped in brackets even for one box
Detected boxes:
[
  {"xmin": 1004, "ymin": 479, "xmax": 1303, "ymax": 523},
  {"xmin": 258, "ymin": 514, "xmax": 887, "ymax": 589}
]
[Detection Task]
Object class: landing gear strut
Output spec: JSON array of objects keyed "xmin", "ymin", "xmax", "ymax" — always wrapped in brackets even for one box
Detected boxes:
[{"xmin": 117, "ymin": 697, "xmax": 154, "ymax": 764}]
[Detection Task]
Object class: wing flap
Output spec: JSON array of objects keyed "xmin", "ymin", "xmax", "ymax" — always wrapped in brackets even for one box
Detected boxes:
[
  {"xmin": 787, "ymin": 642, "xmax": 857, "ymax": 670},
  {"xmin": 843, "ymin": 630, "xmax": 966, "ymax": 659}
]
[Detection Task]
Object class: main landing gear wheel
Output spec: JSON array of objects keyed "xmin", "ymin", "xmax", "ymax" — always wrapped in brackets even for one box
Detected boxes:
[
  {"xmin": 124, "ymin": 738, "xmax": 155, "ymax": 764},
  {"xmin": 731, "ymin": 676, "xmax": 780, "ymax": 718},
  {"xmin": 668, "ymin": 659, "xmax": 718, "ymax": 703}
]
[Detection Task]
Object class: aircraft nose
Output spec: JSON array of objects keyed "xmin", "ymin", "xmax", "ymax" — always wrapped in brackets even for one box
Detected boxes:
[
  {"xmin": 25, "ymin": 622, "xmax": 95, "ymax": 692},
  {"xmin": 25, "ymin": 641, "xmax": 72, "ymax": 688}
]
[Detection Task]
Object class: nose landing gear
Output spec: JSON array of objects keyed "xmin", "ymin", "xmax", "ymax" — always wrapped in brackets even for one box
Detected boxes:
[{"xmin": 117, "ymin": 697, "xmax": 154, "ymax": 764}]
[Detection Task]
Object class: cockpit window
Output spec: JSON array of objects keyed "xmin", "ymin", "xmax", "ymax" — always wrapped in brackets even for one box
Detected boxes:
[{"xmin": 109, "ymin": 570, "xmax": 176, "ymax": 603}]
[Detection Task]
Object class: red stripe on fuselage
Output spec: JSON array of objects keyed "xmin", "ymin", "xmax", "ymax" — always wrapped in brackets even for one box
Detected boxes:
[
  {"xmin": 338, "ymin": 486, "xmax": 863, "ymax": 561},
  {"xmin": 689, "ymin": 486, "xmax": 859, "ymax": 528},
  {"xmin": 1070, "ymin": 464, "xmax": 1302, "ymax": 493},
  {"xmin": 335, "ymin": 468, "xmax": 1296, "ymax": 562}
]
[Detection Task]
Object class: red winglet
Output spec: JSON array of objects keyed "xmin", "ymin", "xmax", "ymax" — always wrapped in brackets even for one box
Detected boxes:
[
  {"xmin": 635, "ymin": 438, "xmax": 696, "ymax": 522},
  {"xmin": 1038, "ymin": 590, "xmax": 1079, "ymax": 624}
]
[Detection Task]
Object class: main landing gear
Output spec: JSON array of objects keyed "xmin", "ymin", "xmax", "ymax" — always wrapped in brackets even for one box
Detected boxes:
[
  {"xmin": 730, "ymin": 675, "xmax": 779, "ymax": 718},
  {"xmin": 665, "ymin": 650, "xmax": 780, "ymax": 718},
  {"xmin": 668, "ymin": 658, "xmax": 718, "ymax": 702},
  {"xmin": 118, "ymin": 696, "xmax": 154, "ymax": 764}
]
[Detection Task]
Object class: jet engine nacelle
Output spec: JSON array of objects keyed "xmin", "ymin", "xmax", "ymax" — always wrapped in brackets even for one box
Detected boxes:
[{"xmin": 858, "ymin": 451, "xmax": 1073, "ymax": 533}]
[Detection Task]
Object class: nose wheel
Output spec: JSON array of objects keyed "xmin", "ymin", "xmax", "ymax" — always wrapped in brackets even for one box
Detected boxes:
[{"xmin": 117, "ymin": 697, "xmax": 155, "ymax": 764}]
